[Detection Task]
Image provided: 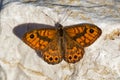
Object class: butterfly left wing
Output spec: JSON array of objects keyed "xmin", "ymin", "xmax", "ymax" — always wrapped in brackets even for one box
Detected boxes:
[
  {"xmin": 41, "ymin": 37, "xmax": 63, "ymax": 64},
  {"xmin": 64, "ymin": 23, "xmax": 102, "ymax": 47},
  {"xmin": 22, "ymin": 28, "xmax": 63, "ymax": 64},
  {"xmin": 22, "ymin": 28, "xmax": 57, "ymax": 51}
]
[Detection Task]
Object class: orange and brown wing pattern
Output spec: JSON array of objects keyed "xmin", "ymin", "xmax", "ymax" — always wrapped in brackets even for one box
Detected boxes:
[
  {"xmin": 41, "ymin": 38, "xmax": 63, "ymax": 64},
  {"xmin": 64, "ymin": 23, "xmax": 102, "ymax": 47},
  {"xmin": 64, "ymin": 35, "xmax": 84, "ymax": 63},
  {"xmin": 22, "ymin": 28, "xmax": 57, "ymax": 51}
]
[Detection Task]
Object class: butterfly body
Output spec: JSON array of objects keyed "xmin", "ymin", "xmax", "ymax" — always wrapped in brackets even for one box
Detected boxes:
[{"xmin": 22, "ymin": 23, "xmax": 102, "ymax": 64}]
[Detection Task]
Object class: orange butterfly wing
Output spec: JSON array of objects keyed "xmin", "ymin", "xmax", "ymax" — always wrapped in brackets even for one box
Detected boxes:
[
  {"xmin": 22, "ymin": 28, "xmax": 63, "ymax": 64},
  {"xmin": 22, "ymin": 28, "xmax": 57, "ymax": 51},
  {"xmin": 64, "ymin": 23, "xmax": 102, "ymax": 47},
  {"xmin": 41, "ymin": 38, "xmax": 63, "ymax": 64},
  {"xmin": 63, "ymin": 34, "xmax": 85, "ymax": 63}
]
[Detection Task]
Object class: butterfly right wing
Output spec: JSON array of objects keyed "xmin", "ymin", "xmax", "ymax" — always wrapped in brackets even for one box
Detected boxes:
[
  {"xmin": 63, "ymin": 34, "xmax": 85, "ymax": 63},
  {"xmin": 64, "ymin": 23, "xmax": 102, "ymax": 47}
]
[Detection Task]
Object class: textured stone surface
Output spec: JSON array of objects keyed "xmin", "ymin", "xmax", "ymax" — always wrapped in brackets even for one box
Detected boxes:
[{"xmin": 0, "ymin": 1, "xmax": 120, "ymax": 80}]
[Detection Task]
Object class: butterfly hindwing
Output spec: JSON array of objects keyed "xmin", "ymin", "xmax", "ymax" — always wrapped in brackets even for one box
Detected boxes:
[
  {"xmin": 63, "ymin": 34, "xmax": 84, "ymax": 63},
  {"xmin": 41, "ymin": 37, "xmax": 63, "ymax": 64}
]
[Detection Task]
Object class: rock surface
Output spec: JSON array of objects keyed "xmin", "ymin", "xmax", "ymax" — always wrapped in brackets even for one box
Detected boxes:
[{"xmin": 0, "ymin": 1, "xmax": 120, "ymax": 80}]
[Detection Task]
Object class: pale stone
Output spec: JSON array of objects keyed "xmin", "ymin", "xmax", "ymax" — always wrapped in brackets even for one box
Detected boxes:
[{"xmin": 0, "ymin": 1, "xmax": 120, "ymax": 80}]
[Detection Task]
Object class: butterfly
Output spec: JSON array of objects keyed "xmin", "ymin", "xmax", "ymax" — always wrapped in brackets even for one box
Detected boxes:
[{"xmin": 22, "ymin": 22, "xmax": 102, "ymax": 65}]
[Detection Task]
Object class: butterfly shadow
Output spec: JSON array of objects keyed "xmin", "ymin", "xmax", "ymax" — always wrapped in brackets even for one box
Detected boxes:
[
  {"xmin": 13, "ymin": 23, "xmax": 55, "ymax": 57},
  {"xmin": 13, "ymin": 23, "xmax": 55, "ymax": 39}
]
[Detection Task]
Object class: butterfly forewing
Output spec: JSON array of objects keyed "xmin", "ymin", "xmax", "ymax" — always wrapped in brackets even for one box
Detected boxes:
[
  {"xmin": 22, "ymin": 28, "xmax": 57, "ymax": 51},
  {"xmin": 64, "ymin": 23, "xmax": 102, "ymax": 47}
]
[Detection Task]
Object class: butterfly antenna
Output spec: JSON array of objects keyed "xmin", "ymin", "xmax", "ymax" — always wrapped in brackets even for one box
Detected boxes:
[
  {"xmin": 60, "ymin": 9, "xmax": 73, "ymax": 24},
  {"xmin": 41, "ymin": 11, "xmax": 56, "ymax": 24}
]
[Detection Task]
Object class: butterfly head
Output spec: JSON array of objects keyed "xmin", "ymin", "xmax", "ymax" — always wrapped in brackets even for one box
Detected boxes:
[
  {"xmin": 55, "ymin": 22, "xmax": 64, "ymax": 37},
  {"xmin": 55, "ymin": 22, "xmax": 63, "ymax": 29}
]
